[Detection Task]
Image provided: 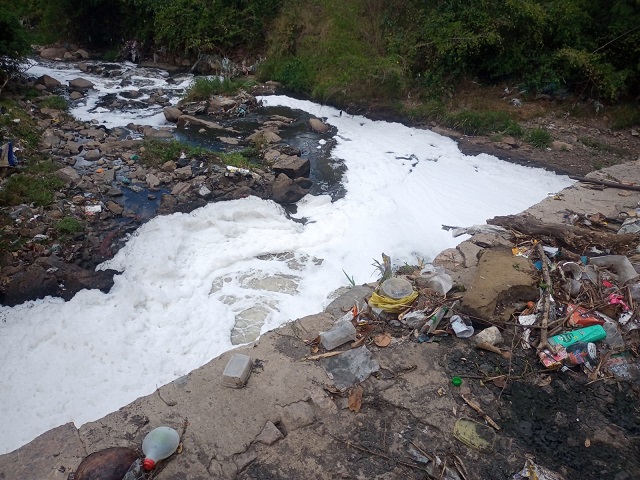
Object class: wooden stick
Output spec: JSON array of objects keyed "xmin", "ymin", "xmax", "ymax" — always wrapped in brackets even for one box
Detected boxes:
[
  {"xmin": 461, "ymin": 395, "xmax": 501, "ymax": 431},
  {"xmin": 569, "ymin": 175, "xmax": 640, "ymax": 192},
  {"xmin": 536, "ymin": 243, "xmax": 553, "ymax": 352},
  {"xmin": 302, "ymin": 351, "xmax": 342, "ymax": 361}
]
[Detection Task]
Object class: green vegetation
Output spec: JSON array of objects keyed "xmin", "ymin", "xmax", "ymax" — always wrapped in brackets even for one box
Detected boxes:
[
  {"xmin": 0, "ymin": 1, "xmax": 31, "ymax": 83},
  {"xmin": 38, "ymin": 95, "xmax": 68, "ymax": 111},
  {"xmin": 579, "ymin": 137, "xmax": 628, "ymax": 156},
  {"xmin": 448, "ymin": 110, "xmax": 524, "ymax": 137},
  {"xmin": 140, "ymin": 140, "xmax": 259, "ymax": 169},
  {"xmin": 184, "ymin": 77, "xmax": 256, "ymax": 102},
  {"xmin": 56, "ymin": 216, "xmax": 84, "ymax": 235},
  {"xmin": 0, "ymin": 168, "xmax": 64, "ymax": 207},
  {"xmin": 0, "ymin": 99, "xmax": 42, "ymax": 150},
  {"xmin": 526, "ymin": 128, "xmax": 553, "ymax": 149}
]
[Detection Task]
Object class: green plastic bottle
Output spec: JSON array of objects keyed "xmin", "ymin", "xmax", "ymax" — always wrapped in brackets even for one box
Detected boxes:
[{"xmin": 549, "ymin": 325, "xmax": 606, "ymax": 348}]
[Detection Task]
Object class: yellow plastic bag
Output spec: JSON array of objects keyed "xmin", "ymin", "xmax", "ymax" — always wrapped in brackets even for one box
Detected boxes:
[{"xmin": 369, "ymin": 290, "xmax": 418, "ymax": 313}]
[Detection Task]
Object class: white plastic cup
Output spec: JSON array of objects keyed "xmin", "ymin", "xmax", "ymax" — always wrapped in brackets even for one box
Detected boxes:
[{"xmin": 450, "ymin": 315, "xmax": 474, "ymax": 338}]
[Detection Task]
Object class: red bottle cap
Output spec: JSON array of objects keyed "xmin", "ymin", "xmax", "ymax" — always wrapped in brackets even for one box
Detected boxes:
[{"xmin": 143, "ymin": 458, "xmax": 156, "ymax": 470}]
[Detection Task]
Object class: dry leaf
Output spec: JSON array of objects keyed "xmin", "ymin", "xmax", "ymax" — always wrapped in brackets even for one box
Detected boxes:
[
  {"xmin": 374, "ymin": 332, "xmax": 392, "ymax": 347},
  {"xmin": 311, "ymin": 345, "xmax": 319, "ymax": 354},
  {"xmin": 348, "ymin": 385, "xmax": 364, "ymax": 412},
  {"xmin": 492, "ymin": 377, "xmax": 507, "ymax": 389},
  {"xmin": 584, "ymin": 438, "xmax": 591, "ymax": 447},
  {"xmin": 437, "ymin": 387, "xmax": 446, "ymax": 397}
]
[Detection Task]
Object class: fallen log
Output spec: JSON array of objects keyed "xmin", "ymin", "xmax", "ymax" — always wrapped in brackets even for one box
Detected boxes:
[
  {"xmin": 487, "ymin": 214, "xmax": 639, "ymax": 253},
  {"xmin": 569, "ymin": 175, "xmax": 640, "ymax": 192}
]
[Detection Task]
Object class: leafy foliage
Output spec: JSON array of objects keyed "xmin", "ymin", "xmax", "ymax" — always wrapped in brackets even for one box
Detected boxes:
[{"xmin": 0, "ymin": 2, "xmax": 31, "ymax": 79}]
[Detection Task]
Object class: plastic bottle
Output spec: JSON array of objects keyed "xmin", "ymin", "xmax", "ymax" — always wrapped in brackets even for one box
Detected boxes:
[
  {"xmin": 548, "ymin": 324, "xmax": 606, "ymax": 348},
  {"xmin": 142, "ymin": 426, "xmax": 180, "ymax": 470}
]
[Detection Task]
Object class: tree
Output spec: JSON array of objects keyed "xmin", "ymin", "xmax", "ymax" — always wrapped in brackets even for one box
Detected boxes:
[{"xmin": 0, "ymin": 2, "xmax": 31, "ymax": 93}]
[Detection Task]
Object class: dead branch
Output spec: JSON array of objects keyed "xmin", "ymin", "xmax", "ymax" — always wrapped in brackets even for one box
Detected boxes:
[{"xmin": 569, "ymin": 175, "xmax": 640, "ymax": 192}]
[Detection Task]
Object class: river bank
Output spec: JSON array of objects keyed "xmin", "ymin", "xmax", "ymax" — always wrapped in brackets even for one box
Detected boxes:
[{"xmin": 2, "ymin": 160, "xmax": 640, "ymax": 479}]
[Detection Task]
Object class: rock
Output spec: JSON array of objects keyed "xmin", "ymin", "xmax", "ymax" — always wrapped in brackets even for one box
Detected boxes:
[
  {"xmin": 219, "ymin": 136, "xmax": 240, "ymax": 145},
  {"xmin": 146, "ymin": 173, "xmax": 161, "ymax": 188},
  {"xmin": 461, "ymin": 247, "xmax": 538, "ymax": 321},
  {"xmin": 1, "ymin": 265, "xmax": 60, "ymax": 305},
  {"xmin": 84, "ymin": 149, "xmax": 101, "ymax": 161},
  {"xmin": 174, "ymin": 166, "xmax": 193, "ymax": 180},
  {"xmin": 42, "ymin": 135, "xmax": 60, "ymax": 148},
  {"xmin": 255, "ymin": 421, "xmax": 284, "ymax": 446},
  {"xmin": 107, "ymin": 187, "xmax": 123, "ymax": 197},
  {"xmin": 40, "ymin": 47, "xmax": 67, "ymax": 59},
  {"xmin": 163, "ymin": 107, "xmax": 183, "ymax": 123},
  {"xmin": 78, "ymin": 62, "xmax": 89, "ymax": 72},
  {"xmin": 37, "ymin": 75, "xmax": 61, "ymax": 90},
  {"xmin": 101, "ymin": 169, "xmax": 116, "ymax": 183},
  {"xmin": 75, "ymin": 49, "xmax": 90, "ymax": 59},
  {"xmin": 143, "ymin": 127, "xmax": 173, "ymax": 139},
  {"xmin": 74, "ymin": 447, "xmax": 138, "ymax": 480},
  {"xmin": 63, "ymin": 51, "xmax": 74, "ymax": 60},
  {"xmin": 55, "ymin": 166, "xmax": 81, "ymax": 185},
  {"xmin": 272, "ymin": 155, "xmax": 310, "ymax": 179},
  {"xmin": 309, "ymin": 118, "xmax": 329, "ymax": 133},
  {"xmin": 271, "ymin": 174, "xmax": 311, "ymax": 204},
  {"xmin": 69, "ymin": 91, "xmax": 84, "ymax": 100},
  {"xmin": 631, "ymin": 129, "xmax": 639, "ymax": 137},
  {"xmin": 106, "ymin": 201, "xmax": 123, "ymax": 215},
  {"xmin": 162, "ymin": 160, "xmax": 177, "ymax": 172},
  {"xmin": 177, "ymin": 114, "xmax": 228, "ymax": 131},
  {"xmin": 68, "ymin": 78, "xmax": 95, "ymax": 90},
  {"xmin": 551, "ymin": 140, "xmax": 573, "ymax": 151},
  {"xmin": 247, "ymin": 130, "xmax": 282, "ymax": 144},
  {"xmin": 277, "ymin": 401, "xmax": 316, "ymax": 432},
  {"xmin": 171, "ymin": 182, "xmax": 191, "ymax": 196},
  {"xmin": 457, "ymin": 240, "xmax": 483, "ymax": 268}
]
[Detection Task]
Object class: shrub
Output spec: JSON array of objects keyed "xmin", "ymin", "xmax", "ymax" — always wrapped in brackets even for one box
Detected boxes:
[
  {"xmin": 39, "ymin": 96, "xmax": 68, "ymax": 111},
  {"xmin": 526, "ymin": 128, "xmax": 553, "ymax": 148},
  {"xmin": 56, "ymin": 217, "xmax": 84, "ymax": 235},
  {"xmin": 447, "ymin": 110, "xmax": 523, "ymax": 136}
]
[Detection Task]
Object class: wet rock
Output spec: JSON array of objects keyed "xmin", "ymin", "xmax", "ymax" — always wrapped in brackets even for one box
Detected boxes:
[
  {"xmin": 69, "ymin": 91, "xmax": 84, "ymax": 100},
  {"xmin": 147, "ymin": 172, "xmax": 163, "ymax": 188},
  {"xmin": 247, "ymin": 130, "xmax": 282, "ymax": 144},
  {"xmin": 37, "ymin": 75, "xmax": 61, "ymax": 90},
  {"xmin": 171, "ymin": 182, "xmax": 191, "ymax": 196},
  {"xmin": 75, "ymin": 49, "xmax": 90, "ymax": 59},
  {"xmin": 84, "ymin": 149, "xmax": 101, "ymax": 161},
  {"xmin": 162, "ymin": 160, "xmax": 177, "ymax": 172},
  {"xmin": 272, "ymin": 155, "xmax": 310, "ymax": 179},
  {"xmin": 56, "ymin": 166, "xmax": 81, "ymax": 185},
  {"xmin": 309, "ymin": 118, "xmax": 329, "ymax": 133},
  {"xmin": 219, "ymin": 136, "xmax": 240, "ymax": 145},
  {"xmin": 68, "ymin": 78, "xmax": 95, "ymax": 91},
  {"xmin": 143, "ymin": 127, "xmax": 173, "ymax": 139},
  {"xmin": 78, "ymin": 62, "xmax": 89, "ymax": 72},
  {"xmin": 271, "ymin": 174, "xmax": 311, "ymax": 204},
  {"xmin": 174, "ymin": 166, "xmax": 193, "ymax": 180},
  {"xmin": 1, "ymin": 265, "xmax": 59, "ymax": 306},
  {"xmin": 163, "ymin": 107, "xmax": 183, "ymax": 122},
  {"xmin": 177, "ymin": 114, "xmax": 228, "ymax": 131}
]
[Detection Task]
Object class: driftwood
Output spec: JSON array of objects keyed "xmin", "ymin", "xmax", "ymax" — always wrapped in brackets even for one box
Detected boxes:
[
  {"xmin": 570, "ymin": 175, "xmax": 640, "ymax": 192},
  {"xmin": 487, "ymin": 214, "xmax": 639, "ymax": 253}
]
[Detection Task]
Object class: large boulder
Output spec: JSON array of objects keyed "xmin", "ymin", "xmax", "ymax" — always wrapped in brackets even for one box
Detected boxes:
[
  {"xmin": 309, "ymin": 118, "xmax": 330, "ymax": 133},
  {"xmin": 36, "ymin": 75, "xmax": 62, "ymax": 90},
  {"xmin": 272, "ymin": 154, "xmax": 310, "ymax": 179},
  {"xmin": 247, "ymin": 130, "xmax": 282, "ymax": 144},
  {"xmin": 163, "ymin": 107, "xmax": 183, "ymax": 123},
  {"xmin": 271, "ymin": 174, "xmax": 312, "ymax": 204},
  {"xmin": 40, "ymin": 47, "xmax": 67, "ymax": 60},
  {"xmin": 68, "ymin": 78, "xmax": 95, "ymax": 91},
  {"xmin": 461, "ymin": 246, "xmax": 538, "ymax": 322}
]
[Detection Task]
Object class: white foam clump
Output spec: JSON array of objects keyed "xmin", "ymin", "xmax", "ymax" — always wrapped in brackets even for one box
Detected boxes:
[
  {"xmin": 0, "ymin": 95, "xmax": 572, "ymax": 454},
  {"xmin": 25, "ymin": 60, "xmax": 192, "ymax": 128}
]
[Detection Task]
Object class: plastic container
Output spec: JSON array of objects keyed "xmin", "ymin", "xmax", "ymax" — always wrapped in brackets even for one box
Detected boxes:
[
  {"xmin": 548, "ymin": 324, "xmax": 606, "ymax": 348},
  {"xmin": 450, "ymin": 315, "xmax": 474, "ymax": 338},
  {"xmin": 222, "ymin": 353, "xmax": 252, "ymax": 388},
  {"xmin": 142, "ymin": 426, "xmax": 180, "ymax": 470},
  {"xmin": 320, "ymin": 320, "xmax": 357, "ymax": 350}
]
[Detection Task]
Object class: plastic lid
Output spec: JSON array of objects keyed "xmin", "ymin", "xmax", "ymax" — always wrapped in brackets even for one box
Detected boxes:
[
  {"xmin": 451, "ymin": 376, "xmax": 462, "ymax": 386},
  {"xmin": 143, "ymin": 458, "xmax": 156, "ymax": 471}
]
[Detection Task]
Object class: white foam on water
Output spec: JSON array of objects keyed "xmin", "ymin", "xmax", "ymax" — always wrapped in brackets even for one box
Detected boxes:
[{"xmin": 0, "ymin": 91, "xmax": 572, "ymax": 453}]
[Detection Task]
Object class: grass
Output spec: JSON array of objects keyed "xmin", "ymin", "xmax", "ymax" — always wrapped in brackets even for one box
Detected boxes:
[
  {"xmin": 184, "ymin": 77, "xmax": 257, "ymax": 102},
  {"xmin": 38, "ymin": 96, "xmax": 69, "ymax": 111},
  {"xmin": 56, "ymin": 217, "xmax": 84, "ymax": 235},
  {"xmin": 0, "ymin": 171, "xmax": 64, "ymax": 207},
  {"xmin": 608, "ymin": 105, "xmax": 640, "ymax": 130},
  {"xmin": 140, "ymin": 140, "xmax": 260, "ymax": 170},
  {"xmin": 446, "ymin": 110, "xmax": 524, "ymax": 136},
  {"xmin": 525, "ymin": 128, "xmax": 553, "ymax": 149},
  {"xmin": 0, "ymin": 99, "xmax": 41, "ymax": 150}
]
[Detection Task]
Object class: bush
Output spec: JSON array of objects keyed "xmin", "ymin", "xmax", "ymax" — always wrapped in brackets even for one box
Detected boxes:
[
  {"xmin": 446, "ymin": 110, "xmax": 524, "ymax": 136},
  {"xmin": 56, "ymin": 217, "xmax": 84, "ymax": 235},
  {"xmin": 526, "ymin": 128, "xmax": 553, "ymax": 148},
  {"xmin": 39, "ymin": 96, "xmax": 68, "ymax": 111}
]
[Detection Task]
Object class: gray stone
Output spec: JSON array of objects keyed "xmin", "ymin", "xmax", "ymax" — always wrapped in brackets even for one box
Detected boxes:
[
  {"xmin": 69, "ymin": 91, "xmax": 83, "ymax": 100},
  {"xmin": 101, "ymin": 169, "xmax": 116, "ymax": 183},
  {"xmin": 309, "ymin": 118, "xmax": 330, "ymax": 133},
  {"xmin": 174, "ymin": 165, "xmax": 192, "ymax": 180},
  {"xmin": 171, "ymin": 182, "xmax": 191, "ymax": 196},
  {"xmin": 163, "ymin": 107, "xmax": 183, "ymax": 123},
  {"xmin": 84, "ymin": 149, "xmax": 101, "ymax": 161},
  {"xmin": 233, "ymin": 450, "xmax": 257, "ymax": 472},
  {"xmin": 162, "ymin": 160, "xmax": 177, "ymax": 172},
  {"xmin": 75, "ymin": 49, "xmax": 90, "ymax": 59},
  {"xmin": 247, "ymin": 130, "xmax": 282, "ymax": 144},
  {"xmin": 143, "ymin": 127, "xmax": 173, "ymax": 139},
  {"xmin": 255, "ymin": 421, "xmax": 284, "ymax": 446},
  {"xmin": 107, "ymin": 187, "xmax": 123, "ymax": 197},
  {"xmin": 272, "ymin": 154, "xmax": 310, "ymax": 179},
  {"xmin": 277, "ymin": 401, "xmax": 316, "ymax": 432},
  {"xmin": 106, "ymin": 201, "xmax": 123, "ymax": 215},
  {"xmin": 56, "ymin": 166, "xmax": 81, "ymax": 185},
  {"xmin": 457, "ymin": 240, "xmax": 483, "ymax": 268},
  {"xmin": 68, "ymin": 77, "xmax": 95, "ymax": 90},
  {"xmin": 146, "ymin": 173, "xmax": 161, "ymax": 188},
  {"xmin": 219, "ymin": 136, "xmax": 240, "ymax": 145},
  {"xmin": 78, "ymin": 62, "xmax": 88, "ymax": 72},
  {"xmin": 177, "ymin": 115, "xmax": 227, "ymax": 131},
  {"xmin": 551, "ymin": 140, "xmax": 573, "ymax": 151}
]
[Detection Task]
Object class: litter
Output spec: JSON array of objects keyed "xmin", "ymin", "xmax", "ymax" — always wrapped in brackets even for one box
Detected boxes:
[
  {"xmin": 473, "ymin": 326, "xmax": 503, "ymax": 346},
  {"xmin": 319, "ymin": 318, "xmax": 357, "ymax": 350},
  {"xmin": 453, "ymin": 417, "xmax": 496, "ymax": 452},
  {"xmin": 450, "ymin": 315, "xmax": 474, "ymax": 338},
  {"xmin": 512, "ymin": 458, "xmax": 566, "ymax": 480},
  {"xmin": 321, "ymin": 346, "xmax": 379, "ymax": 392}
]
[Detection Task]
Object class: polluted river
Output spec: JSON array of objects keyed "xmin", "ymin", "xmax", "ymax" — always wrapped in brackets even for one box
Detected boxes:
[{"xmin": 0, "ymin": 59, "xmax": 573, "ymax": 454}]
